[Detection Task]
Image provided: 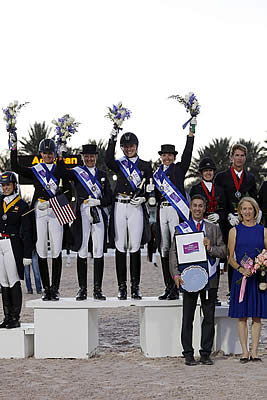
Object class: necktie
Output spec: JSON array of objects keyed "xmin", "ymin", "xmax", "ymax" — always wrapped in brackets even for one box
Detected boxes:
[{"xmin": 197, "ymin": 222, "xmax": 201, "ymax": 232}]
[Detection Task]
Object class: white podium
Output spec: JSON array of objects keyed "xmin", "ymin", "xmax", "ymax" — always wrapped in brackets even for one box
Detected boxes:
[
  {"xmin": 0, "ymin": 323, "xmax": 34, "ymax": 358},
  {"xmin": 137, "ymin": 297, "xmax": 201, "ymax": 357}
]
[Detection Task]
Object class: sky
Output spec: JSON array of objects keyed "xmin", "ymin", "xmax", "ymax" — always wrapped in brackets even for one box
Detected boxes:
[{"xmin": 1, "ymin": 0, "xmax": 267, "ymax": 164}]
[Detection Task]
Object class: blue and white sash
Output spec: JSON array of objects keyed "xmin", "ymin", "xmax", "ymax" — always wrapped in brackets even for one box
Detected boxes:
[
  {"xmin": 32, "ymin": 163, "xmax": 58, "ymax": 198},
  {"xmin": 153, "ymin": 166, "xmax": 190, "ymax": 221},
  {"xmin": 116, "ymin": 156, "xmax": 142, "ymax": 191},
  {"xmin": 175, "ymin": 220, "xmax": 218, "ymax": 280},
  {"xmin": 73, "ymin": 166, "xmax": 102, "ymax": 199}
]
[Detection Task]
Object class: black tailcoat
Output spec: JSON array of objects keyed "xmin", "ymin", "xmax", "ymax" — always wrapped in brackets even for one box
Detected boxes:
[{"xmin": 0, "ymin": 195, "xmax": 33, "ymax": 280}]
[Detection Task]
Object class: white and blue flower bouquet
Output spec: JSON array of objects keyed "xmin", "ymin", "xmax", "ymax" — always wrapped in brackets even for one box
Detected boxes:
[
  {"xmin": 52, "ymin": 114, "xmax": 80, "ymax": 154},
  {"xmin": 105, "ymin": 102, "xmax": 131, "ymax": 132},
  {"xmin": 3, "ymin": 101, "xmax": 30, "ymax": 149},
  {"xmin": 169, "ymin": 92, "xmax": 200, "ymax": 133}
]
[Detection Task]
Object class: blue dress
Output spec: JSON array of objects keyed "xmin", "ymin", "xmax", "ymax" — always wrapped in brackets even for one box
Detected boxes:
[{"xmin": 229, "ymin": 223, "xmax": 267, "ymax": 318}]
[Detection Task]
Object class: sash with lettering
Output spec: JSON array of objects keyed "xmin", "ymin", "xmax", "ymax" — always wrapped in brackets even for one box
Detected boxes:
[
  {"xmin": 153, "ymin": 166, "xmax": 190, "ymax": 221},
  {"xmin": 72, "ymin": 166, "xmax": 102, "ymax": 199},
  {"xmin": 31, "ymin": 163, "xmax": 58, "ymax": 198},
  {"xmin": 116, "ymin": 156, "xmax": 142, "ymax": 191},
  {"xmin": 176, "ymin": 219, "xmax": 218, "ymax": 280}
]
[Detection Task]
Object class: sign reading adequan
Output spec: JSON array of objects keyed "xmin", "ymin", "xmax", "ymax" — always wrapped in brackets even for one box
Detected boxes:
[{"xmin": 17, "ymin": 155, "xmax": 82, "ymax": 184}]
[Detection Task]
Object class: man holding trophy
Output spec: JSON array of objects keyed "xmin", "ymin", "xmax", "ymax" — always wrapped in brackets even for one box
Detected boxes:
[{"xmin": 169, "ymin": 195, "xmax": 226, "ymax": 366}]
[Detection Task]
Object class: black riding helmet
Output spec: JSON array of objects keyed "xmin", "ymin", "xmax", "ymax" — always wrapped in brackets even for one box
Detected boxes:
[
  {"xmin": 39, "ymin": 138, "xmax": 56, "ymax": 154},
  {"xmin": 120, "ymin": 132, "xmax": 139, "ymax": 147}
]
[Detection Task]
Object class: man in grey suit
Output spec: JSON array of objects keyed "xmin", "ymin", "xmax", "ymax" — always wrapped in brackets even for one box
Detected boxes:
[{"xmin": 169, "ymin": 194, "xmax": 226, "ymax": 366}]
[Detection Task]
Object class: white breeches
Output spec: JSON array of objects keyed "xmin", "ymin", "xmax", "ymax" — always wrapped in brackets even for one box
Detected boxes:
[
  {"xmin": 0, "ymin": 239, "xmax": 20, "ymax": 287},
  {"xmin": 35, "ymin": 203, "xmax": 63, "ymax": 258},
  {"xmin": 78, "ymin": 203, "xmax": 104, "ymax": 259},
  {"xmin": 114, "ymin": 202, "xmax": 143, "ymax": 253},
  {"xmin": 159, "ymin": 205, "xmax": 180, "ymax": 257}
]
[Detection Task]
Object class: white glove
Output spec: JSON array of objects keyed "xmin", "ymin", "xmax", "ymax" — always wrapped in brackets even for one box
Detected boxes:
[
  {"xmin": 86, "ymin": 198, "xmax": 101, "ymax": 207},
  {"xmin": 146, "ymin": 183, "xmax": 155, "ymax": 193},
  {"xmin": 207, "ymin": 213, "xmax": 220, "ymax": 224},
  {"xmin": 110, "ymin": 127, "xmax": 118, "ymax": 138},
  {"xmin": 256, "ymin": 210, "xmax": 262, "ymax": 224},
  {"xmin": 37, "ymin": 201, "xmax": 49, "ymax": 211},
  {"xmin": 130, "ymin": 197, "xmax": 146, "ymax": 207},
  {"xmin": 228, "ymin": 213, "xmax": 239, "ymax": 226},
  {"xmin": 57, "ymin": 143, "xmax": 67, "ymax": 156},
  {"xmin": 23, "ymin": 258, "xmax": 32, "ymax": 266}
]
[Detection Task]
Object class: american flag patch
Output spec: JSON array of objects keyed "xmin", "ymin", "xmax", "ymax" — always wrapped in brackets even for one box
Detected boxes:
[{"xmin": 49, "ymin": 193, "xmax": 76, "ymax": 225}]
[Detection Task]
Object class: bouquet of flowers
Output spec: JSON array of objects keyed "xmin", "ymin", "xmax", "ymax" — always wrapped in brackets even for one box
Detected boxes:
[
  {"xmin": 254, "ymin": 249, "xmax": 267, "ymax": 291},
  {"xmin": 105, "ymin": 102, "xmax": 131, "ymax": 132},
  {"xmin": 3, "ymin": 101, "xmax": 30, "ymax": 149},
  {"xmin": 169, "ymin": 92, "xmax": 200, "ymax": 133},
  {"xmin": 52, "ymin": 114, "xmax": 80, "ymax": 154},
  {"xmin": 237, "ymin": 255, "xmax": 258, "ymax": 303}
]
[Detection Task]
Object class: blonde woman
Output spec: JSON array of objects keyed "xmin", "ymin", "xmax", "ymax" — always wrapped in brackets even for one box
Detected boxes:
[{"xmin": 228, "ymin": 197, "xmax": 267, "ymax": 363}]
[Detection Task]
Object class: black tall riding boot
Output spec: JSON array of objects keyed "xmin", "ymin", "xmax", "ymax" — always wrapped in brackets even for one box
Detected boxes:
[
  {"xmin": 130, "ymin": 250, "xmax": 142, "ymax": 300},
  {"xmin": 76, "ymin": 256, "xmax": 87, "ymax": 301},
  {"xmin": 6, "ymin": 281, "xmax": 22, "ymax": 329},
  {"xmin": 93, "ymin": 257, "xmax": 106, "ymax": 300},
  {"xmin": 38, "ymin": 256, "xmax": 51, "ymax": 301},
  {"xmin": 116, "ymin": 249, "xmax": 127, "ymax": 300},
  {"xmin": 51, "ymin": 254, "xmax": 62, "ymax": 301},
  {"xmin": 158, "ymin": 256, "xmax": 173, "ymax": 300},
  {"xmin": 0, "ymin": 286, "xmax": 12, "ymax": 328}
]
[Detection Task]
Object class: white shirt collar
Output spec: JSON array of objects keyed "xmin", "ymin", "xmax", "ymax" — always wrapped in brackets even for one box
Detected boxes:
[
  {"xmin": 202, "ymin": 180, "xmax": 213, "ymax": 191},
  {"xmin": 234, "ymin": 169, "xmax": 243, "ymax": 179}
]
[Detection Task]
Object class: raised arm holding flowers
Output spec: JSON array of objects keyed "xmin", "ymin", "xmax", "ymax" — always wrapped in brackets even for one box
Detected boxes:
[
  {"xmin": 51, "ymin": 114, "xmax": 80, "ymax": 156},
  {"xmin": 169, "ymin": 92, "xmax": 200, "ymax": 133},
  {"xmin": 3, "ymin": 101, "xmax": 29, "ymax": 150}
]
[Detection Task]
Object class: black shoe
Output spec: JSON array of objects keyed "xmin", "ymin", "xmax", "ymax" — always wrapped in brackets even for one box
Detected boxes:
[
  {"xmin": 93, "ymin": 288, "xmax": 106, "ymax": 300},
  {"xmin": 27, "ymin": 290, "xmax": 33, "ymax": 294},
  {"xmin": 167, "ymin": 286, "xmax": 179, "ymax": 300},
  {"xmin": 0, "ymin": 319, "xmax": 10, "ymax": 329},
  {"xmin": 185, "ymin": 356, "xmax": 198, "ymax": 366},
  {"xmin": 76, "ymin": 287, "xmax": 87, "ymax": 301},
  {"xmin": 50, "ymin": 287, "xmax": 60, "ymax": 301},
  {"xmin": 118, "ymin": 285, "xmax": 127, "ymax": 300},
  {"xmin": 42, "ymin": 287, "xmax": 51, "ymax": 301},
  {"xmin": 200, "ymin": 355, "xmax": 214, "ymax": 365},
  {"xmin": 131, "ymin": 286, "xmax": 142, "ymax": 300},
  {"xmin": 6, "ymin": 319, "xmax": 20, "ymax": 329},
  {"xmin": 215, "ymin": 298, "xmax": 221, "ymax": 306},
  {"xmin": 240, "ymin": 357, "xmax": 250, "ymax": 364},
  {"xmin": 250, "ymin": 357, "xmax": 262, "ymax": 362},
  {"xmin": 158, "ymin": 288, "xmax": 171, "ymax": 300}
]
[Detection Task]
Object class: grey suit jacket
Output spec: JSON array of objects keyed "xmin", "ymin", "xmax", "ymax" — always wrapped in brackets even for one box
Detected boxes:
[{"xmin": 169, "ymin": 221, "xmax": 227, "ymax": 289}]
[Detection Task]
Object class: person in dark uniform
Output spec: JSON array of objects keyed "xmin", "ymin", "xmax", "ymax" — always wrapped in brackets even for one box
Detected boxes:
[
  {"xmin": 0, "ymin": 172, "xmax": 32, "ymax": 329},
  {"xmin": 258, "ymin": 180, "xmax": 267, "ymax": 227},
  {"xmin": 190, "ymin": 157, "xmax": 227, "ymax": 305},
  {"xmin": 11, "ymin": 138, "xmax": 66, "ymax": 301},
  {"xmin": 57, "ymin": 144, "xmax": 112, "ymax": 300},
  {"xmin": 153, "ymin": 130, "xmax": 194, "ymax": 300},
  {"xmin": 214, "ymin": 143, "xmax": 257, "ymax": 292},
  {"xmin": 105, "ymin": 130, "xmax": 152, "ymax": 300}
]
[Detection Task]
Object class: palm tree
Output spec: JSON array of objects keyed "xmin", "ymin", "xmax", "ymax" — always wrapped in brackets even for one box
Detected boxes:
[
  {"xmin": 238, "ymin": 138, "xmax": 267, "ymax": 184},
  {"xmin": 19, "ymin": 121, "xmax": 52, "ymax": 155},
  {"xmin": 187, "ymin": 137, "xmax": 232, "ymax": 180},
  {"xmin": 186, "ymin": 137, "xmax": 267, "ymax": 188},
  {"xmin": 0, "ymin": 151, "xmax": 11, "ymax": 172}
]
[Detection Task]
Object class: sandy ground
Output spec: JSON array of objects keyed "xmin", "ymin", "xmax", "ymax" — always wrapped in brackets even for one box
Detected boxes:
[{"xmin": 0, "ymin": 252, "xmax": 267, "ymax": 400}]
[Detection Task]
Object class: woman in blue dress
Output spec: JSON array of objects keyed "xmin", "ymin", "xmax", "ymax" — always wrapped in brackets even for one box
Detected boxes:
[{"xmin": 228, "ymin": 197, "xmax": 267, "ymax": 363}]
